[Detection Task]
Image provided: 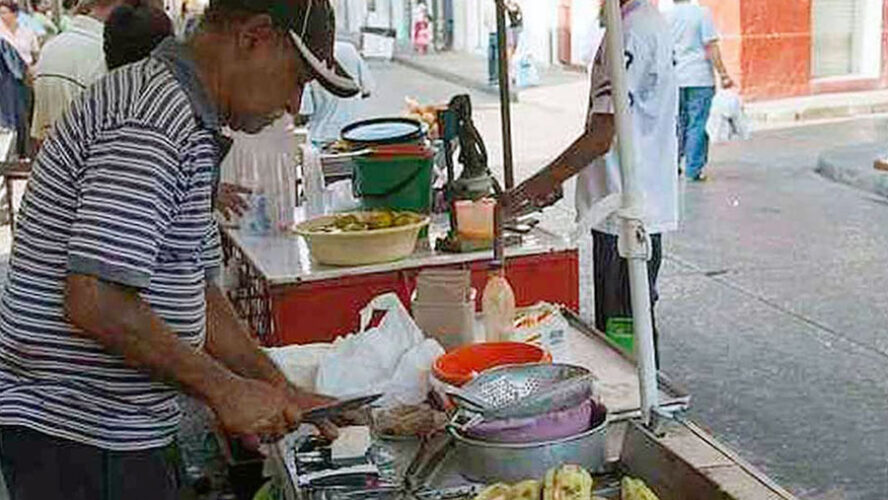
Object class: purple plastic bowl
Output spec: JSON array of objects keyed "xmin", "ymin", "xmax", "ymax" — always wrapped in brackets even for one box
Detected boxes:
[{"xmin": 464, "ymin": 399, "xmax": 595, "ymax": 443}]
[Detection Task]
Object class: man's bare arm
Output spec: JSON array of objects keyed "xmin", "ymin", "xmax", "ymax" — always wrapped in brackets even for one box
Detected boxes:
[
  {"xmin": 548, "ymin": 113, "xmax": 616, "ymax": 183},
  {"xmin": 205, "ymin": 282, "xmax": 286, "ymax": 387},
  {"xmin": 502, "ymin": 113, "xmax": 614, "ymax": 217},
  {"xmin": 705, "ymin": 42, "xmax": 734, "ymax": 88},
  {"xmin": 64, "ymin": 274, "xmax": 296, "ymax": 435},
  {"xmin": 204, "ymin": 282, "xmax": 339, "ymax": 413}
]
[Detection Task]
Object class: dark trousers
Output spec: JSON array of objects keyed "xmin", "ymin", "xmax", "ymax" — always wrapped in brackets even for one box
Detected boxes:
[
  {"xmin": 592, "ymin": 230, "xmax": 662, "ymax": 365},
  {"xmin": 0, "ymin": 426, "xmax": 178, "ymax": 500}
]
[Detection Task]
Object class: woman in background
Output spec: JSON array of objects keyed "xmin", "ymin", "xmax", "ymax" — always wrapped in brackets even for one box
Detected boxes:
[{"xmin": 0, "ymin": 1, "xmax": 38, "ymax": 68}]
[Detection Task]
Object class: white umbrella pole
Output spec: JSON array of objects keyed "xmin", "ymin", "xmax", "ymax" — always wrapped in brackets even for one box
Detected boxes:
[{"xmin": 602, "ymin": 0, "xmax": 659, "ymax": 427}]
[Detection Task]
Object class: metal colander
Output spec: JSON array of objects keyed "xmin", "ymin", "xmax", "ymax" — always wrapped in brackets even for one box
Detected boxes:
[{"xmin": 455, "ymin": 363, "xmax": 594, "ymax": 420}]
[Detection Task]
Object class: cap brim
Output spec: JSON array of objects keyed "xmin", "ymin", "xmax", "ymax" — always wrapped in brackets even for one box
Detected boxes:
[{"xmin": 290, "ymin": 30, "xmax": 361, "ymax": 98}]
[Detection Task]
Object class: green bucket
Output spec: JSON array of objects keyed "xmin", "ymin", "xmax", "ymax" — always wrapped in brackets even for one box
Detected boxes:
[{"xmin": 353, "ymin": 154, "xmax": 434, "ymax": 215}]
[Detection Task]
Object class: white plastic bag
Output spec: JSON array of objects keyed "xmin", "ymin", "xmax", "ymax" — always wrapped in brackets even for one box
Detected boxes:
[
  {"xmin": 707, "ymin": 90, "xmax": 751, "ymax": 144},
  {"xmin": 264, "ymin": 343, "xmax": 333, "ymax": 392},
  {"xmin": 315, "ymin": 293, "xmax": 443, "ymax": 407},
  {"xmin": 324, "ymin": 180, "xmax": 361, "ymax": 213}
]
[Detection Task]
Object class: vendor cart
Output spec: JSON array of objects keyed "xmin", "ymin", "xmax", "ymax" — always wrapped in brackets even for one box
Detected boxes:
[
  {"xmin": 221, "ymin": 210, "xmax": 579, "ymax": 346},
  {"xmin": 264, "ymin": 315, "xmax": 796, "ymax": 500}
]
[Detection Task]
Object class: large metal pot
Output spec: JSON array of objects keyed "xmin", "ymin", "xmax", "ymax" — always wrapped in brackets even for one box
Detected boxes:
[{"xmin": 447, "ymin": 402, "xmax": 608, "ymax": 483}]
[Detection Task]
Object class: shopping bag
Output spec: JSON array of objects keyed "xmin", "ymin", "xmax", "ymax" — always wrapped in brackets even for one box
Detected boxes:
[
  {"xmin": 315, "ymin": 293, "xmax": 444, "ymax": 407},
  {"xmin": 707, "ymin": 90, "xmax": 751, "ymax": 144}
]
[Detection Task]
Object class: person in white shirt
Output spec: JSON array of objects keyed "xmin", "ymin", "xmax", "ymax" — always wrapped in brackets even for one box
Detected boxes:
[
  {"xmin": 0, "ymin": 1, "xmax": 39, "ymax": 67},
  {"xmin": 299, "ymin": 40, "xmax": 374, "ymax": 146},
  {"xmin": 668, "ymin": 0, "xmax": 733, "ymax": 181},
  {"xmin": 30, "ymin": 0, "xmax": 126, "ymax": 143},
  {"xmin": 503, "ymin": 0, "xmax": 677, "ymax": 363}
]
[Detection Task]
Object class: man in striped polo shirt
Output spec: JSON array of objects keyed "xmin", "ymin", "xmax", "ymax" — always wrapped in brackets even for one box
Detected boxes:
[{"xmin": 0, "ymin": 0, "xmax": 359, "ymax": 498}]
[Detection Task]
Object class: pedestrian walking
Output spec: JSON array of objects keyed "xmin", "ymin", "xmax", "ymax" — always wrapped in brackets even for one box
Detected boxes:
[
  {"xmin": 0, "ymin": 0, "xmax": 359, "ymax": 497},
  {"xmin": 503, "ymin": 0, "xmax": 678, "ymax": 364},
  {"xmin": 668, "ymin": 0, "xmax": 734, "ymax": 182},
  {"xmin": 505, "ymin": 0, "xmax": 522, "ymax": 59},
  {"xmin": 413, "ymin": 2, "xmax": 431, "ymax": 54}
]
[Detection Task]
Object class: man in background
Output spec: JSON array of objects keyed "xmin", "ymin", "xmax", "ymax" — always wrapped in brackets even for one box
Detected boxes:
[
  {"xmin": 103, "ymin": 0, "xmax": 172, "ymax": 69},
  {"xmin": 30, "ymin": 0, "xmax": 125, "ymax": 143},
  {"xmin": 503, "ymin": 0, "xmax": 678, "ymax": 363},
  {"xmin": 668, "ymin": 0, "xmax": 733, "ymax": 182},
  {"xmin": 300, "ymin": 39, "xmax": 374, "ymax": 146}
]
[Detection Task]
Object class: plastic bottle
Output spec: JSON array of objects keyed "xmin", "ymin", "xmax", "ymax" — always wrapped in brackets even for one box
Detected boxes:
[{"xmin": 481, "ymin": 268, "xmax": 516, "ymax": 342}]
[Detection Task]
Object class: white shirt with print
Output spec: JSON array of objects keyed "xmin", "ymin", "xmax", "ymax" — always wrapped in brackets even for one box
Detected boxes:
[{"xmin": 575, "ymin": 0, "xmax": 679, "ymax": 236}]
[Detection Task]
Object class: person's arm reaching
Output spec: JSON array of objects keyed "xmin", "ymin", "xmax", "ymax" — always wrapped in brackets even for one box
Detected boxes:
[
  {"xmin": 64, "ymin": 274, "xmax": 298, "ymax": 437},
  {"xmin": 501, "ymin": 113, "xmax": 614, "ymax": 218}
]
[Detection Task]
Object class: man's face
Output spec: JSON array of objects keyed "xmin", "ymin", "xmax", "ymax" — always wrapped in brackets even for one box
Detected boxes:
[{"xmin": 220, "ymin": 19, "xmax": 309, "ymax": 133}]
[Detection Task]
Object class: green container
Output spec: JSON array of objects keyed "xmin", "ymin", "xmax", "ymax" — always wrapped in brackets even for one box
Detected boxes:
[
  {"xmin": 353, "ymin": 154, "xmax": 434, "ymax": 215},
  {"xmin": 606, "ymin": 317, "xmax": 634, "ymax": 354}
]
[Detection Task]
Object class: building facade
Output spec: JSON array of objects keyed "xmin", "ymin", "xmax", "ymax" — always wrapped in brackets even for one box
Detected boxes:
[
  {"xmin": 338, "ymin": 0, "xmax": 888, "ymax": 102},
  {"xmin": 692, "ymin": 0, "xmax": 888, "ymax": 100}
]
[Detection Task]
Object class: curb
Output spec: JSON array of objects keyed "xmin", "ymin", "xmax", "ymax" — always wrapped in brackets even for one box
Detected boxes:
[
  {"xmin": 747, "ymin": 101, "xmax": 888, "ymax": 125},
  {"xmin": 392, "ymin": 55, "xmax": 520, "ymax": 103},
  {"xmin": 815, "ymin": 142, "xmax": 888, "ymax": 198}
]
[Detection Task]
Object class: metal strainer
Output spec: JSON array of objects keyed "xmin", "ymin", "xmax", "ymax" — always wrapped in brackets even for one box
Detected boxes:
[{"xmin": 453, "ymin": 363, "xmax": 594, "ymax": 420}]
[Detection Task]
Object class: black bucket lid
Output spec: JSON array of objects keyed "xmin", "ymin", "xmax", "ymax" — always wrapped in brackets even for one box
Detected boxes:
[{"xmin": 341, "ymin": 118, "xmax": 425, "ymax": 146}]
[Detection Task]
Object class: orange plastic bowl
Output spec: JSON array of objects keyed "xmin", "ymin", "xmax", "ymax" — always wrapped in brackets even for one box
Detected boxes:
[{"xmin": 432, "ymin": 342, "xmax": 552, "ymax": 387}]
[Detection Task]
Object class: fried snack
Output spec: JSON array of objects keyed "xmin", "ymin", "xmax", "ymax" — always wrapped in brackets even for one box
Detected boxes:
[
  {"xmin": 373, "ymin": 404, "xmax": 447, "ymax": 437},
  {"xmin": 543, "ymin": 465, "xmax": 593, "ymax": 500}
]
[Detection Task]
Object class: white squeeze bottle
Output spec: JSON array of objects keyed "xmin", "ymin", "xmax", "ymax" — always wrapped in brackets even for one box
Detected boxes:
[{"xmin": 482, "ymin": 267, "xmax": 516, "ymax": 342}]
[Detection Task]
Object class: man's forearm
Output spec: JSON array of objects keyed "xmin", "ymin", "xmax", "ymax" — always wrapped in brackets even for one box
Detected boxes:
[
  {"xmin": 64, "ymin": 274, "xmax": 235, "ymax": 407},
  {"xmin": 205, "ymin": 282, "xmax": 287, "ymax": 387},
  {"xmin": 548, "ymin": 113, "xmax": 615, "ymax": 183},
  {"xmin": 706, "ymin": 42, "xmax": 729, "ymax": 79}
]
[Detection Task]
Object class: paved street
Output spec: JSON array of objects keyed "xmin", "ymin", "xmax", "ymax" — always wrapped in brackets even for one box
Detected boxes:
[{"xmin": 361, "ymin": 61, "xmax": 888, "ymax": 499}]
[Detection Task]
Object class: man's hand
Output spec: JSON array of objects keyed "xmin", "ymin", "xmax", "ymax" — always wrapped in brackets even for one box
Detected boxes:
[
  {"xmin": 217, "ymin": 182, "xmax": 251, "ymax": 221},
  {"xmin": 720, "ymin": 74, "xmax": 735, "ymax": 89},
  {"xmin": 501, "ymin": 169, "xmax": 564, "ymax": 221},
  {"xmin": 211, "ymin": 376, "xmax": 301, "ymax": 438}
]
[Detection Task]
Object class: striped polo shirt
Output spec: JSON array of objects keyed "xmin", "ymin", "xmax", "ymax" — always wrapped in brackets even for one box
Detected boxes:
[{"xmin": 0, "ymin": 39, "xmax": 223, "ymax": 451}]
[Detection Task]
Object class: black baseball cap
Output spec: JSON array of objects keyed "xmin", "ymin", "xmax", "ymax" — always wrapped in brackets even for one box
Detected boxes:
[{"xmin": 208, "ymin": 0, "xmax": 360, "ymax": 97}]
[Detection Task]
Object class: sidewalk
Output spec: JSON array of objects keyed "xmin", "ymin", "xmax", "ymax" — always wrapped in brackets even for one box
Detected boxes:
[
  {"xmin": 392, "ymin": 49, "xmax": 586, "ymax": 102},
  {"xmin": 746, "ymin": 88, "xmax": 888, "ymax": 127},
  {"xmin": 816, "ymin": 140, "xmax": 888, "ymax": 198}
]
